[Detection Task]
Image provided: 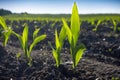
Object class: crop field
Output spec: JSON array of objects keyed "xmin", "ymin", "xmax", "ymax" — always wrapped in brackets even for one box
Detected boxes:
[
  {"xmin": 0, "ymin": 13, "xmax": 120, "ymax": 79},
  {"xmin": 0, "ymin": 3, "xmax": 120, "ymax": 80}
]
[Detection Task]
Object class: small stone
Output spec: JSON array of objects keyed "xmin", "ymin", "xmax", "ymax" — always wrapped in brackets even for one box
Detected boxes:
[{"xmin": 103, "ymin": 38, "xmax": 106, "ymax": 41}]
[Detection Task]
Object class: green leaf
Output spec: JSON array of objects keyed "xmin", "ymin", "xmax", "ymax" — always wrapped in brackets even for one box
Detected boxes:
[
  {"xmin": 29, "ymin": 34, "xmax": 46, "ymax": 54},
  {"xmin": 33, "ymin": 28, "xmax": 40, "ymax": 39},
  {"xmin": 11, "ymin": 31, "xmax": 23, "ymax": 49},
  {"xmin": 59, "ymin": 26, "xmax": 66, "ymax": 47},
  {"xmin": 112, "ymin": 20, "xmax": 117, "ymax": 32},
  {"xmin": 3, "ymin": 30, "xmax": 11, "ymax": 46},
  {"xmin": 62, "ymin": 18, "xmax": 72, "ymax": 44},
  {"xmin": 96, "ymin": 20, "xmax": 101, "ymax": 27},
  {"xmin": 11, "ymin": 31, "xmax": 19, "ymax": 38},
  {"xmin": 0, "ymin": 16, "xmax": 12, "ymax": 46},
  {"xmin": 12, "ymin": 26, "xmax": 28, "ymax": 57},
  {"xmin": 22, "ymin": 25, "xmax": 28, "ymax": 52},
  {"xmin": 0, "ymin": 16, "xmax": 7, "ymax": 30},
  {"xmin": 94, "ymin": 20, "xmax": 101, "ymax": 31},
  {"xmin": 71, "ymin": 2, "xmax": 80, "ymax": 47},
  {"xmin": 55, "ymin": 30, "xmax": 61, "ymax": 50},
  {"xmin": 75, "ymin": 43, "xmax": 86, "ymax": 67},
  {"xmin": 52, "ymin": 49, "xmax": 60, "ymax": 67}
]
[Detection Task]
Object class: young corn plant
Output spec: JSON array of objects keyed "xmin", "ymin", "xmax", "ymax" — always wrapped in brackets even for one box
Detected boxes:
[
  {"xmin": 50, "ymin": 26, "xmax": 66, "ymax": 67},
  {"xmin": 62, "ymin": 2, "xmax": 86, "ymax": 68},
  {"xmin": 0, "ymin": 16, "xmax": 12, "ymax": 46},
  {"xmin": 112, "ymin": 19, "xmax": 117, "ymax": 32},
  {"xmin": 12, "ymin": 24, "xmax": 46, "ymax": 66},
  {"xmin": 93, "ymin": 20, "xmax": 101, "ymax": 32}
]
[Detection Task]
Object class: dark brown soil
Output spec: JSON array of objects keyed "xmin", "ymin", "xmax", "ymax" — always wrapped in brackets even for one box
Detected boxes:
[{"xmin": 0, "ymin": 20, "xmax": 120, "ymax": 80}]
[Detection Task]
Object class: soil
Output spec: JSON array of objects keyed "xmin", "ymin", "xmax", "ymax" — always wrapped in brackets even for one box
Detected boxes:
[{"xmin": 0, "ymin": 20, "xmax": 120, "ymax": 80}]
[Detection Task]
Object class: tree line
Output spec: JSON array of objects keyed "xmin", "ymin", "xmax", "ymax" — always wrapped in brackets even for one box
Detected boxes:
[{"xmin": 0, "ymin": 9, "xmax": 12, "ymax": 15}]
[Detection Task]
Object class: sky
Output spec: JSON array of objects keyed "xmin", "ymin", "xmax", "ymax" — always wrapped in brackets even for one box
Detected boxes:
[{"xmin": 0, "ymin": 0, "xmax": 120, "ymax": 14}]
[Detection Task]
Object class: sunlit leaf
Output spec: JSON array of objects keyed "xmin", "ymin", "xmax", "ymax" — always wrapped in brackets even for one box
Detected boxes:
[
  {"xmin": 0, "ymin": 16, "xmax": 7, "ymax": 30},
  {"xmin": 112, "ymin": 20, "xmax": 117, "ymax": 32},
  {"xmin": 0, "ymin": 16, "xmax": 12, "ymax": 46},
  {"xmin": 59, "ymin": 26, "xmax": 66, "ymax": 47},
  {"xmin": 96, "ymin": 20, "xmax": 101, "ymax": 27},
  {"xmin": 62, "ymin": 18, "xmax": 72, "ymax": 44},
  {"xmin": 75, "ymin": 43, "xmax": 86, "ymax": 67},
  {"xmin": 29, "ymin": 34, "xmax": 46, "ymax": 54},
  {"xmin": 12, "ymin": 31, "xmax": 23, "ymax": 48},
  {"xmin": 71, "ymin": 2, "xmax": 80, "ymax": 47},
  {"xmin": 93, "ymin": 20, "xmax": 101, "ymax": 32},
  {"xmin": 55, "ymin": 30, "xmax": 61, "ymax": 50},
  {"xmin": 33, "ymin": 28, "xmax": 40, "ymax": 39},
  {"xmin": 22, "ymin": 25, "xmax": 28, "ymax": 53},
  {"xmin": 52, "ymin": 49, "xmax": 60, "ymax": 67},
  {"xmin": 3, "ymin": 31, "xmax": 11, "ymax": 46}
]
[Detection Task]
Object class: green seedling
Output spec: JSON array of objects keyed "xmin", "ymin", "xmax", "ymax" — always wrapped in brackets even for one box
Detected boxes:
[
  {"xmin": 12, "ymin": 24, "xmax": 46, "ymax": 66},
  {"xmin": 112, "ymin": 19, "xmax": 117, "ymax": 32},
  {"xmin": 50, "ymin": 26, "xmax": 66, "ymax": 67},
  {"xmin": 0, "ymin": 16, "xmax": 12, "ymax": 46},
  {"xmin": 62, "ymin": 2, "xmax": 86, "ymax": 68},
  {"xmin": 93, "ymin": 20, "xmax": 101, "ymax": 32}
]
